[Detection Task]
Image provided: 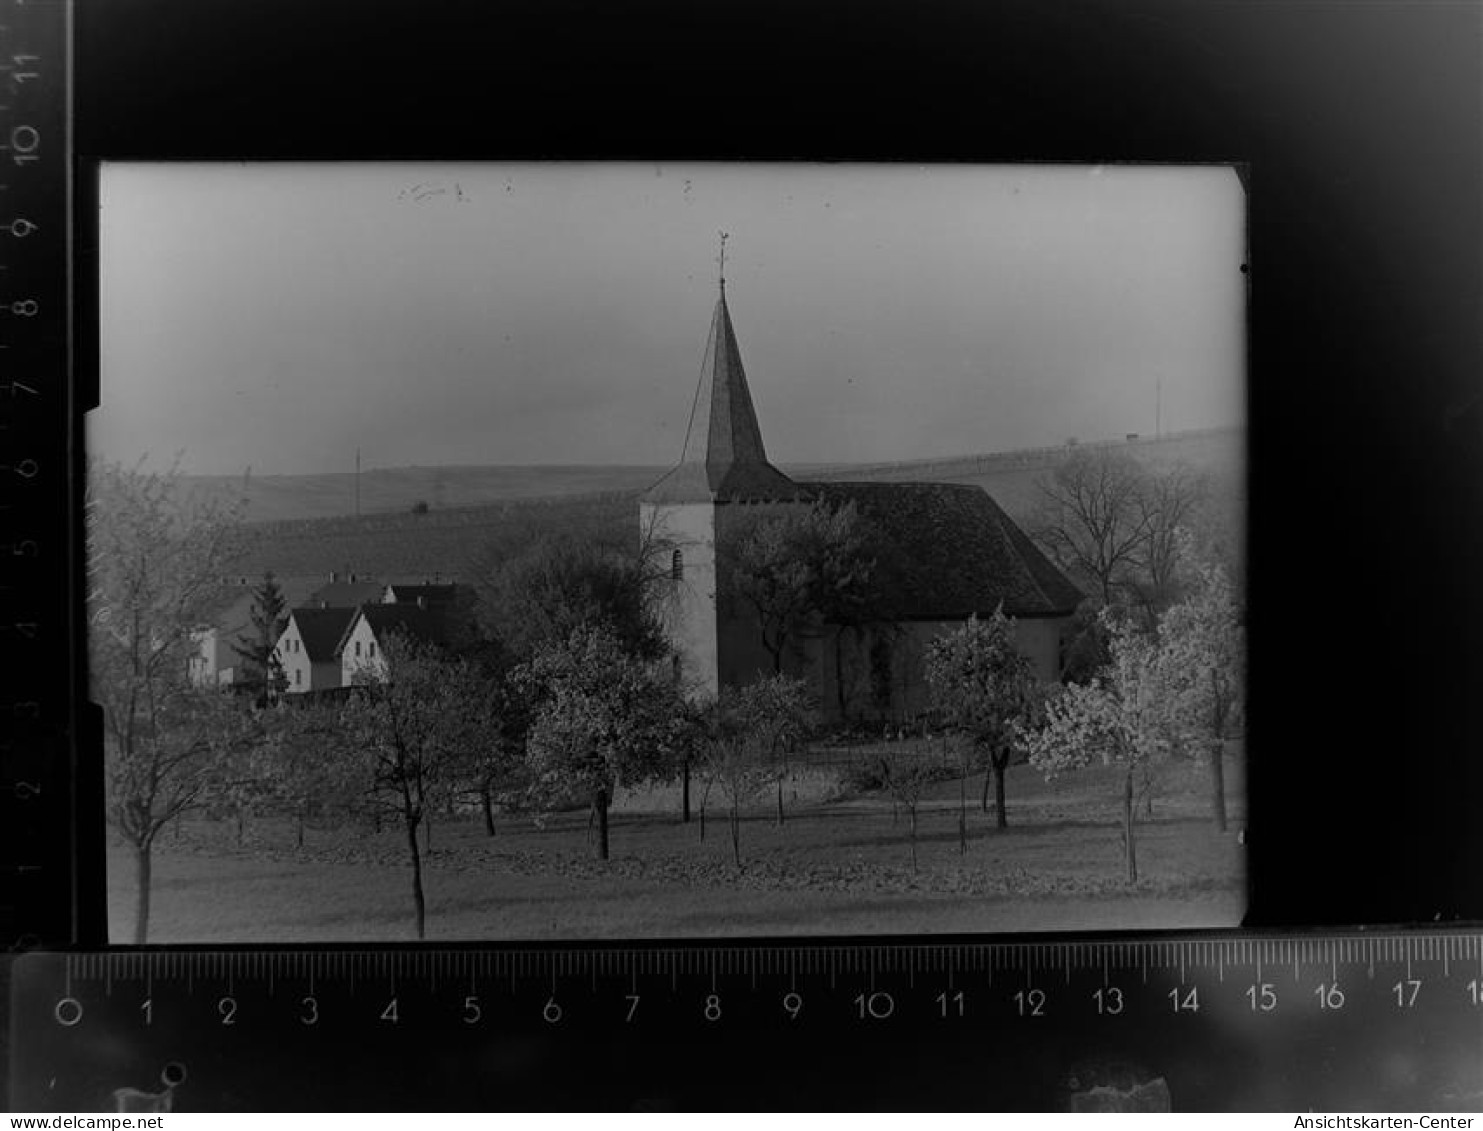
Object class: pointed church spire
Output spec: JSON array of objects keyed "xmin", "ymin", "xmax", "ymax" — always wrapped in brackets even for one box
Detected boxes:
[{"xmin": 643, "ymin": 266, "xmax": 807, "ymax": 504}]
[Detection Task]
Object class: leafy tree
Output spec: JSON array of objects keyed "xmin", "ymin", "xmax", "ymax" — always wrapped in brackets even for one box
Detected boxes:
[
  {"xmin": 337, "ymin": 632, "xmax": 480, "ymax": 938},
  {"xmin": 1157, "ymin": 553, "xmax": 1244, "ymax": 832},
  {"xmin": 816, "ymin": 517, "xmax": 907, "ymax": 721},
  {"xmin": 231, "ymin": 571, "xmax": 288, "ymax": 705},
  {"xmin": 260, "ymin": 698, "xmax": 366, "ymax": 849},
  {"xmin": 475, "ymin": 531, "xmax": 667, "ymax": 664},
  {"xmin": 205, "ymin": 734, "xmax": 279, "ymax": 846},
  {"xmin": 433, "ymin": 635, "xmax": 545, "ymax": 838},
  {"xmin": 1023, "ymin": 612, "xmax": 1176, "ymax": 882},
  {"xmin": 721, "ymin": 499, "xmax": 876, "ymax": 677},
  {"xmin": 728, "ymin": 674, "xmax": 815, "ymax": 826},
  {"xmin": 518, "ymin": 626, "xmax": 692, "ymax": 860},
  {"xmin": 86, "ymin": 458, "xmax": 250, "ymax": 942},
  {"xmin": 1058, "ymin": 598, "xmax": 1113, "ymax": 685},
  {"xmin": 659, "ymin": 693, "xmax": 711, "ymax": 827},
  {"xmin": 924, "ymin": 610, "xmax": 1040, "ymax": 830},
  {"xmin": 464, "ymin": 670, "xmax": 535, "ymax": 837}
]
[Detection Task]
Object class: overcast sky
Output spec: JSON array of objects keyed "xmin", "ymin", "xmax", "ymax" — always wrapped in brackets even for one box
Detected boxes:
[{"xmin": 93, "ymin": 162, "xmax": 1245, "ymax": 477}]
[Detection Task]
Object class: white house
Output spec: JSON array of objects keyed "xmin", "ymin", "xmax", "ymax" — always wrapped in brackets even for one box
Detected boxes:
[
  {"xmin": 189, "ymin": 575, "xmax": 321, "ymax": 689},
  {"xmin": 338, "ymin": 603, "xmax": 450, "ymax": 687},
  {"xmin": 275, "ymin": 606, "xmax": 359, "ymax": 694}
]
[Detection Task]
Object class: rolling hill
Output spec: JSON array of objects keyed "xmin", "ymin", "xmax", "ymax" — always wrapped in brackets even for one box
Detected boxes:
[
  {"xmin": 216, "ymin": 428, "xmax": 1244, "ymax": 585},
  {"xmin": 184, "ymin": 464, "xmax": 673, "ymax": 524}
]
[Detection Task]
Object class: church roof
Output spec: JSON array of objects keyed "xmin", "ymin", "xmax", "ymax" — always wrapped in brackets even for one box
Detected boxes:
[
  {"xmin": 642, "ymin": 287, "xmax": 809, "ymax": 505},
  {"xmin": 809, "ymin": 481, "xmax": 1084, "ymax": 619}
]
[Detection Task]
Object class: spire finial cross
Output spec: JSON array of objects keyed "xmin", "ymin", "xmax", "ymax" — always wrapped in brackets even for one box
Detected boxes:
[{"xmin": 718, "ymin": 231, "xmax": 729, "ymax": 289}]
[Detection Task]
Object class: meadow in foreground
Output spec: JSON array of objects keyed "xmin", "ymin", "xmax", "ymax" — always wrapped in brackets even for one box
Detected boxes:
[{"xmin": 108, "ymin": 756, "xmax": 1246, "ymax": 943}]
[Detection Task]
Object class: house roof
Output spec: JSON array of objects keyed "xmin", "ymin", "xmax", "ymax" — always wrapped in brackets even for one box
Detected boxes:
[
  {"xmin": 307, "ymin": 579, "xmax": 385, "ymax": 608},
  {"xmin": 201, "ymin": 575, "xmax": 324, "ymax": 637},
  {"xmin": 383, "ymin": 582, "xmax": 462, "ymax": 606},
  {"xmin": 338, "ymin": 602, "xmax": 452, "ymax": 657},
  {"xmin": 286, "ymin": 606, "xmax": 360, "ymax": 663},
  {"xmin": 808, "ymin": 481, "xmax": 1084, "ymax": 619},
  {"xmin": 642, "ymin": 287, "xmax": 810, "ymax": 505}
]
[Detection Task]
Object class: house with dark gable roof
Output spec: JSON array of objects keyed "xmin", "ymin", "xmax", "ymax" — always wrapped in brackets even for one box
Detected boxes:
[
  {"xmin": 272, "ymin": 575, "xmax": 473, "ymax": 695},
  {"xmin": 382, "ymin": 581, "xmax": 460, "ymax": 607},
  {"xmin": 641, "ymin": 280, "xmax": 1083, "ymax": 721},
  {"xmin": 337, "ymin": 602, "xmax": 453, "ymax": 687},
  {"xmin": 275, "ymin": 606, "xmax": 360, "ymax": 693},
  {"xmin": 308, "ymin": 573, "xmax": 385, "ymax": 610}
]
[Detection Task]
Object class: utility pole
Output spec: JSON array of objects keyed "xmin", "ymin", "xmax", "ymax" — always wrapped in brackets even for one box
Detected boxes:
[
  {"xmin": 355, "ymin": 448, "xmax": 361, "ymax": 517},
  {"xmin": 1155, "ymin": 380, "xmax": 1162, "ymax": 439}
]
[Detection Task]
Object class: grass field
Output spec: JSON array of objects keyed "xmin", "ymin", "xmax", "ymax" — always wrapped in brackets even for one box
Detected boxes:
[{"xmin": 108, "ymin": 755, "xmax": 1246, "ymax": 943}]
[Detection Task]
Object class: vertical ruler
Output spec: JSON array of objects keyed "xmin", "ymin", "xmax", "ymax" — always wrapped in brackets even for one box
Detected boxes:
[{"xmin": 0, "ymin": 0, "xmax": 73, "ymax": 949}]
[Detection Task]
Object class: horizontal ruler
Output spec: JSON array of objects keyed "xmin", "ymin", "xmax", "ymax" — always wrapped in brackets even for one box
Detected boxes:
[{"xmin": 10, "ymin": 930, "xmax": 1483, "ymax": 1111}]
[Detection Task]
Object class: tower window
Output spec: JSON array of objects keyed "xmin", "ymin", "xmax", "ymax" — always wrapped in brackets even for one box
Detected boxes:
[{"xmin": 671, "ymin": 548, "xmax": 684, "ymax": 581}]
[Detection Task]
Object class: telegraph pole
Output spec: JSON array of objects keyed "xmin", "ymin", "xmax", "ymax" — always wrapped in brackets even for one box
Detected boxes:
[{"xmin": 355, "ymin": 448, "xmax": 361, "ymax": 517}]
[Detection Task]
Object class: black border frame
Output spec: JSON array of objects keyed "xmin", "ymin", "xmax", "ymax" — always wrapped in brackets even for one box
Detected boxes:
[{"xmin": 50, "ymin": 0, "xmax": 1483, "ymax": 945}]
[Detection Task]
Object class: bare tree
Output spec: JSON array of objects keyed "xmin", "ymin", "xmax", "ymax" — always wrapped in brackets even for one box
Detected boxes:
[
  {"xmin": 877, "ymin": 752, "xmax": 947, "ymax": 870},
  {"xmin": 1031, "ymin": 449, "xmax": 1150, "ymax": 607},
  {"xmin": 702, "ymin": 732, "xmax": 770, "ymax": 870},
  {"xmin": 1130, "ymin": 465, "xmax": 1206, "ymax": 615},
  {"xmin": 1033, "ymin": 449, "xmax": 1207, "ymax": 620}
]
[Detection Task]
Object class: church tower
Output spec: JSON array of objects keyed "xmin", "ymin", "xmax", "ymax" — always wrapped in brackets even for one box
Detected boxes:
[{"xmin": 641, "ymin": 266, "xmax": 809, "ymax": 698}]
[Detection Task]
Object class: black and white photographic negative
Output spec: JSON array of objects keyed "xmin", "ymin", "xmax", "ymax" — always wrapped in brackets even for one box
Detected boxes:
[{"xmin": 88, "ymin": 162, "xmax": 1247, "ymax": 942}]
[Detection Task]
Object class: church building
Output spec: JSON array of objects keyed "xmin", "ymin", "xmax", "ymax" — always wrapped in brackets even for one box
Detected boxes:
[{"xmin": 640, "ymin": 277, "xmax": 1083, "ymax": 723}]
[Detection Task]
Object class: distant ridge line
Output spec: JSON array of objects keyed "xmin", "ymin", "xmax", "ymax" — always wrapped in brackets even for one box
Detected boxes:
[
  {"xmin": 226, "ymin": 425, "xmax": 1240, "ymax": 529},
  {"xmin": 241, "ymin": 489, "xmax": 640, "ymax": 535},
  {"xmin": 794, "ymin": 425, "xmax": 1242, "ymax": 482}
]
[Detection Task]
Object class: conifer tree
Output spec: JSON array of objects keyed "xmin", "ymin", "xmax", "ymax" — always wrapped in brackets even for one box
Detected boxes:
[{"xmin": 233, "ymin": 571, "xmax": 288, "ymax": 705}]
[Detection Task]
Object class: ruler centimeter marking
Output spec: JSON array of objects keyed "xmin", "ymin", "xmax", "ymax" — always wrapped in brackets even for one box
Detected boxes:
[
  {"xmin": 0, "ymin": 0, "xmax": 71, "ymax": 952},
  {"xmin": 12, "ymin": 930, "xmax": 1482, "ymax": 1106},
  {"xmin": 24, "ymin": 927, "xmax": 1482, "ymax": 996}
]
